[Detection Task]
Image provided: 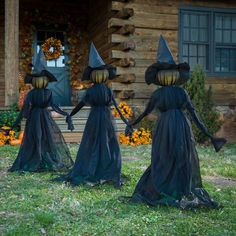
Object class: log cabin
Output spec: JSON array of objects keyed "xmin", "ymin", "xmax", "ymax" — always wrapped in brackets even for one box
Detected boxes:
[{"xmin": 0, "ymin": 0, "xmax": 236, "ymax": 142}]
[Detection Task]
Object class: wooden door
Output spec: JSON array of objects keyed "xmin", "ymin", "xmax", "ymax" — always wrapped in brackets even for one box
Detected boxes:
[{"xmin": 33, "ymin": 30, "xmax": 71, "ymax": 106}]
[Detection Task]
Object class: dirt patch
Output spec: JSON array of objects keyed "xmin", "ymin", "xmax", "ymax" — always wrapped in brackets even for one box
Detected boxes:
[
  {"xmin": 122, "ymin": 156, "xmax": 141, "ymax": 161},
  {"xmin": 0, "ymin": 211, "xmax": 22, "ymax": 217},
  {"xmin": 204, "ymin": 176, "xmax": 236, "ymax": 188},
  {"xmin": 0, "ymin": 169, "xmax": 7, "ymax": 178}
]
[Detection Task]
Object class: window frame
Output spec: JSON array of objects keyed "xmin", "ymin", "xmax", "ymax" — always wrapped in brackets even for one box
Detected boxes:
[
  {"xmin": 33, "ymin": 27, "xmax": 68, "ymax": 69},
  {"xmin": 179, "ymin": 6, "xmax": 236, "ymax": 77}
]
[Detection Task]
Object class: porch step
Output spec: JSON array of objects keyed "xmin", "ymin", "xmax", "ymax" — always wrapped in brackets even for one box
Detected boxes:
[{"xmin": 21, "ymin": 106, "xmax": 126, "ymax": 143}]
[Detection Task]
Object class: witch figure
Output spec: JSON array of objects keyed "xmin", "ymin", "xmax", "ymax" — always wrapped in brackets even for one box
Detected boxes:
[
  {"xmin": 9, "ymin": 50, "xmax": 74, "ymax": 172},
  {"xmin": 59, "ymin": 43, "xmax": 130, "ymax": 187},
  {"xmin": 125, "ymin": 36, "xmax": 226, "ymax": 209}
]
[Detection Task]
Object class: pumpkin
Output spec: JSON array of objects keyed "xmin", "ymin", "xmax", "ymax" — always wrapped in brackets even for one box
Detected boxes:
[
  {"xmin": 0, "ymin": 141, "xmax": 4, "ymax": 146},
  {"xmin": 9, "ymin": 139, "xmax": 21, "ymax": 146},
  {"xmin": 32, "ymin": 76, "xmax": 49, "ymax": 88},
  {"xmin": 18, "ymin": 131, "xmax": 24, "ymax": 140},
  {"xmin": 90, "ymin": 69, "xmax": 109, "ymax": 83},
  {"xmin": 157, "ymin": 70, "xmax": 179, "ymax": 86}
]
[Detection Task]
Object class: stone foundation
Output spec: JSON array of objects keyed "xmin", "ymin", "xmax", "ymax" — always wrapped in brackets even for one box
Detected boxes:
[{"xmin": 216, "ymin": 106, "xmax": 236, "ymax": 143}]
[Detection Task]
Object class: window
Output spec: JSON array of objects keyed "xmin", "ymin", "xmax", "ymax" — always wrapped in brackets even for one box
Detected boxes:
[
  {"xmin": 215, "ymin": 14, "xmax": 236, "ymax": 72},
  {"xmin": 179, "ymin": 8, "xmax": 236, "ymax": 75},
  {"xmin": 36, "ymin": 30, "xmax": 65, "ymax": 68}
]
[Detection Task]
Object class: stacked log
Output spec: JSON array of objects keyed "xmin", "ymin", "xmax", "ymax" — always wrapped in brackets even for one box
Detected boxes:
[
  {"xmin": 108, "ymin": 0, "xmax": 136, "ymax": 100},
  {"xmin": 108, "ymin": 0, "xmax": 179, "ymax": 104}
]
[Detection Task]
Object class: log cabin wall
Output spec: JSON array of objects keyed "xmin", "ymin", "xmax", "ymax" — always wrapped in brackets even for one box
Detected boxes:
[
  {"xmin": 0, "ymin": 1, "xmax": 4, "ymax": 106},
  {"xmin": 109, "ymin": 0, "xmax": 236, "ymax": 107},
  {"xmin": 108, "ymin": 0, "xmax": 236, "ymax": 142}
]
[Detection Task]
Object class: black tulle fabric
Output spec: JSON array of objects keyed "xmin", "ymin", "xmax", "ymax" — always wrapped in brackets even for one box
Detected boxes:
[
  {"xmin": 9, "ymin": 88, "xmax": 74, "ymax": 172},
  {"xmin": 60, "ymin": 83, "xmax": 128, "ymax": 187},
  {"xmin": 129, "ymin": 86, "xmax": 218, "ymax": 209}
]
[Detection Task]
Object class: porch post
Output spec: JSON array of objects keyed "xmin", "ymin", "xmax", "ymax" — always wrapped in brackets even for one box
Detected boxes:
[{"xmin": 4, "ymin": 0, "xmax": 19, "ymax": 106}]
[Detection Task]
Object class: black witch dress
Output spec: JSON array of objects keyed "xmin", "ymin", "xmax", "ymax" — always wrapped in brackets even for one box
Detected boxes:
[
  {"xmin": 64, "ymin": 83, "xmax": 128, "ymax": 187},
  {"xmin": 129, "ymin": 86, "xmax": 219, "ymax": 209},
  {"xmin": 9, "ymin": 88, "xmax": 74, "ymax": 172}
]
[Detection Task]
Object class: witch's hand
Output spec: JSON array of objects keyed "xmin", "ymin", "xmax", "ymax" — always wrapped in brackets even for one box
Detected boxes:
[
  {"xmin": 125, "ymin": 125, "xmax": 134, "ymax": 136},
  {"xmin": 66, "ymin": 115, "xmax": 75, "ymax": 131},
  {"xmin": 211, "ymin": 137, "xmax": 227, "ymax": 152}
]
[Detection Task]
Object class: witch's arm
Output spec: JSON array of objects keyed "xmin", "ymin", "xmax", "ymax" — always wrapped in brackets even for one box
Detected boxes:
[
  {"xmin": 186, "ymin": 101, "xmax": 213, "ymax": 138},
  {"xmin": 129, "ymin": 97, "xmax": 156, "ymax": 126},
  {"xmin": 50, "ymin": 93, "xmax": 68, "ymax": 117},
  {"xmin": 70, "ymin": 91, "xmax": 88, "ymax": 117},
  {"xmin": 51, "ymin": 104, "xmax": 68, "ymax": 116},
  {"xmin": 185, "ymin": 93, "xmax": 226, "ymax": 152},
  {"xmin": 70, "ymin": 101, "xmax": 86, "ymax": 117},
  {"xmin": 112, "ymin": 96, "xmax": 130, "ymax": 126},
  {"xmin": 50, "ymin": 94, "xmax": 74, "ymax": 131},
  {"xmin": 12, "ymin": 94, "xmax": 31, "ymax": 129}
]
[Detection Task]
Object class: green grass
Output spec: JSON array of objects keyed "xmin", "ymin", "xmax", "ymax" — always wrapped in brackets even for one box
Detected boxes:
[{"xmin": 0, "ymin": 144, "xmax": 235, "ymax": 236}]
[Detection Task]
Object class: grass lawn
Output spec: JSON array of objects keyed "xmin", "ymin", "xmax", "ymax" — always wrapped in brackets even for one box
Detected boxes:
[{"xmin": 0, "ymin": 144, "xmax": 236, "ymax": 236}]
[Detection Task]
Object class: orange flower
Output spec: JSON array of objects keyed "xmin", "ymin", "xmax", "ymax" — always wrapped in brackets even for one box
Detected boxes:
[
  {"xmin": 119, "ymin": 128, "xmax": 152, "ymax": 146},
  {"xmin": 0, "ymin": 126, "xmax": 16, "ymax": 145},
  {"xmin": 112, "ymin": 102, "xmax": 133, "ymax": 119}
]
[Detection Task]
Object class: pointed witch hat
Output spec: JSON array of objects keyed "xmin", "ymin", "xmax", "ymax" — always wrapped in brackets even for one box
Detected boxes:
[
  {"xmin": 82, "ymin": 42, "xmax": 116, "ymax": 81},
  {"xmin": 156, "ymin": 35, "xmax": 176, "ymax": 65},
  {"xmin": 24, "ymin": 49, "xmax": 57, "ymax": 84},
  {"xmin": 145, "ymin": 35, "xmax": 190, "ymax": 86}
]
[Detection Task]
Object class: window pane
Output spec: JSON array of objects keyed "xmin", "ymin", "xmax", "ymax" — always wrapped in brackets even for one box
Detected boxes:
[
  {"xmin": 56, "ymin": 46, "xmax": 65, "ymax": 67},
  {"xmin": 190, "ymin": 15, "xmax": 198, "ymax": 27},
  {"xmin": 199, "ymin": 15, "xmax": 207, "ymax": 28},
  {"xmin": 183, "ymin": 44, "xmax": 188, "ymax": 56},
  {"xmin": 183, "ymin": 28, "xmax": 189, "ymax": 41},
  {"xmin": 230, "ymin": 58, "xmax": 236, "ymax": 71},
  {"xmin": 218, "ymin": 49, "xmax": 230, "ymax": 72},
  {"xmin": 215, "ymin": 15, "xmax": 222, "ymax": 28},
  {"xmin": 232, "ymin": 17, "xmax": 236, "ymax": 29},
  {"xmin": 232, "ymin": 30, "xmax": 236, "ymax": 43},
  {"xmin": 215, "ymin": 49, "xmax": 220, "ymax": 58},
  {"xmin": 223, "ymin": 30, "xmax": 231, "ymax": 43},
  {"xmin": 221, "ymin": 49, "xmax": 229, "ymax": 58},
  {"xmin": 198, "ymin": 45, "xmax": 206, "ymax": 56},
  {"xmin": 199, "ymin": 29, "xmax": 208, "ymax": 42},
  {"xmin": 215, "ymin": 30, "xmax": 222, "ymax": 43},
  {"xmin": 221, "ymin": 57, "xmax": 229, "ymax": 72},
  {"xmin": 182, "ymin": 57, "xmax": 188, "ymax": 63},
  {"xmin": 215, "ymin": 56, "xmax": 221, "ymax": 72},
  {"xmin": 36, "ymin": 45, "xmax": 40, "ymax": 53},
  {"xmin": 47, "ymin": 60, "xmax": 56, "ymax": 67},
  {"xmin": 230, "ymin": 49, "xmax": 236, "ymax": 58},
  {"xmin": 189, "ymin": 44, "xmax": 197, "ymax": 56},
  {"xmin": 56, "ymin": 55, "xmax": 65, "ymax": 67},
  {"xmin": 183, "ymin": 14, "xmax": 189, "ymax": 27},
  {"xmin": 223, "ymin": 16, "xmax": 231, "ymax": 29},
  {"xmin": 198, "ymin": 57, "xmax": 206, "ymax": 68},
  {"xmin": 189, "ymin": 57, "xmax": 197, "ymax": 67},
  {"xmin": 190, "ymin": 29, "xmax": 198, "ymax": 41},
  {"xmin": 215, "ymin": 48, "xmax": 236, "ymax": 72}
]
